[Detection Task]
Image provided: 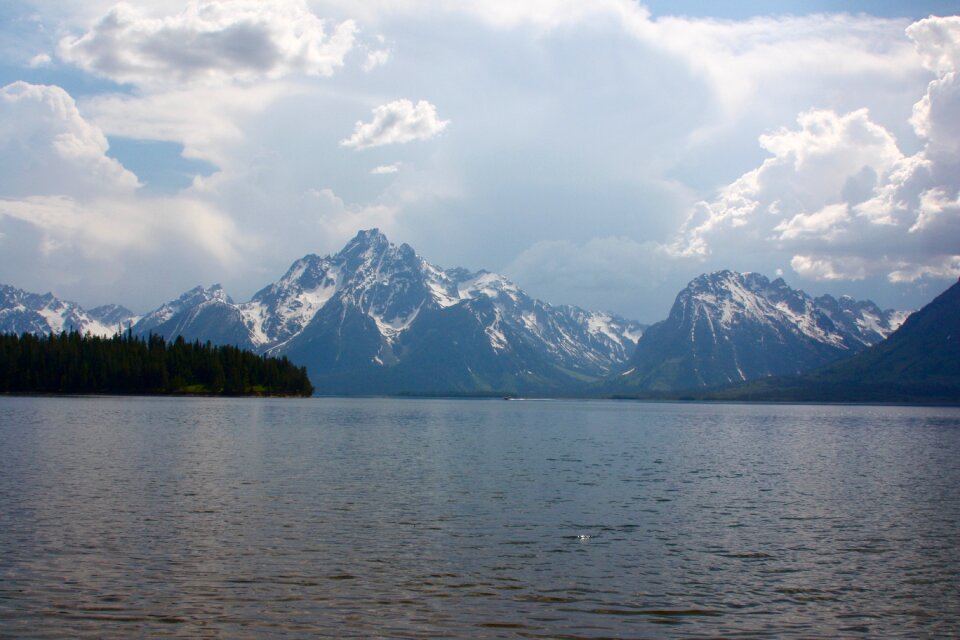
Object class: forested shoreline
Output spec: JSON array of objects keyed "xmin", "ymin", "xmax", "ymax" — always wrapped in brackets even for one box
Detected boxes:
[{"xmin": 0, "ymin": 331, "xmax": 314, "ymax": 397}]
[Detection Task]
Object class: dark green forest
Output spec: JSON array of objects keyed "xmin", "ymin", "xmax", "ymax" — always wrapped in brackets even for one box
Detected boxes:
[{"xmin": 0, "ymin": 331, "xmax": 313, "ymax": 397}]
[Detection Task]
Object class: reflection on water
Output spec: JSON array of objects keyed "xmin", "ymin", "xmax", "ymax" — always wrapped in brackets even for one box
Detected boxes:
[{"xmin": 1, "ymin": 397, "xmax": 959, "ymax": 638}]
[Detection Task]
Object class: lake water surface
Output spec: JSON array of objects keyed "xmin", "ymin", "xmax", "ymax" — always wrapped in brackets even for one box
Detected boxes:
[{"xmin": 1, "ymin": 396, "xmax": 958, "ymax": 638}]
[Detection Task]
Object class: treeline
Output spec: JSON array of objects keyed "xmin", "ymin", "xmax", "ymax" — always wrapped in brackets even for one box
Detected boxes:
[{"xmin": 0, "ymin": 331, "xmax": 314, "ymax": 397}]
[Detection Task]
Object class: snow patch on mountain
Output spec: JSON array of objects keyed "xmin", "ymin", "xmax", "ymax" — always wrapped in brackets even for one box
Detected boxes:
[
  {"xmin": 484, "ymin": 311, "xmax": 510, "ymax": 351},
  {"xmin": 372, "ymin": 302, "xmax": 423, "ymax": 339},
  {"xmin": 588, "ymin": 312, "xmax": 639, "ymax": 349}
]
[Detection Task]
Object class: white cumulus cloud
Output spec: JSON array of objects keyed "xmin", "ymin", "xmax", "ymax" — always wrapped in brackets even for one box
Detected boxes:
[
  {"xmin": 667, "ymin": 16, "xmax": 960, "ymax": 288},
  {"xmin": 0, "ymin": 81, "xmax": 140, "ymax": 198},
  {"xmin": 341, "ymin": 99, "xmax": 449, "ymax": 150},
  {"xmin": 58, "ymin": 0, "xmax": 357, "ymax": 88},
  {"xmin": 775, "ymin": 203, "xmax": 851, "ymax": 242},
  {"xmin": 670, "ymin": 108, "xmax": 903, "ymax": 258},
  {"xmin": 907, "ymin": 15, "xmax": 960, "ymax": 76},
  {"xmin": 908, "ymin": 16, "xmax": 960, "ymax": 159}
]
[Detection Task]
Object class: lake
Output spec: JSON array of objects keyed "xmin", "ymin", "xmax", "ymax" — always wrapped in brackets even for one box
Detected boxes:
[{"xmin": 1, "ymin": 396, "xmax": 958, "ymax": 638}]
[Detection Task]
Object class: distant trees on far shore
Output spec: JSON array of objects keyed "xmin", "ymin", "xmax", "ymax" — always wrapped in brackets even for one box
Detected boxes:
[{"xmin": 0, "ymin": 331, "xmax": 314, "ymax": 397}]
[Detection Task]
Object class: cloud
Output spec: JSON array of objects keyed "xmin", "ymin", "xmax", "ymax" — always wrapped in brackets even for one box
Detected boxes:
[
  {"xmin": 506, "ymin": 236, "xmax": 676, "ymax": 319},
  {"xmin": 371, "ymin": 163, "xmax": 401, "ymax": 175},
  {"xmin": 58, "ymin": 0, "xmax": 357, "ymax": 87},
  {"xmin": 317, "ymin": 0, "xmax": 650, "ymax": 32},
  {"xmin": 790, "ymin": 255, "xmax": 869, "ymax": 281},
  {"xmin": 670, "ymin": 108, "xmax": 903, "ymax": 257},
  {"xmin": 888, "ymin": 256, "xmax": 960, "ymax": 283},
  {"xmin": 666, "ymin": 16, "xmax": 960, "ymax": 287},
  {"xmin": 910, "ymin": 187, "xmax": 960, "ymax": 233},
  {"xmin": 3, "ymin": 3, "xmax": 954, "ymax": 320},
  {"xmin": 28, "ymin": 53, "xmax": 52, "ymax": 67},
  {"xmin": 325, "ymin": 1, "xmax": 920, "ymax": 127},
  {"xmin": 0, "ymin": 80, "xmax": 249, "ymax": 308},
  {"xmin": 0, "ymin": 193, "xmax": 249, "ymax": 310},
  {"xmin": 645, "ymin": 13, "xmax": 922, "ymax": 125},
  {"xmin": 907, "ymin": 15, "xmax": 960, "ymax": 76},
  {"xmin": 774, "ymin": 203, "xmax": 851, "ymax": 242},
  {"xmin": 0, "ymin": 194, "xmax": 241, "ymax": 263},
  {"xmin": 79, "ymin": 83, "xmax": 289, "ymax": 167},
  {"xmin": 302, "ymin": 187, "xmax": 399, "ymax": 239},
  {"xmin": 908, "ymin": 16, "xmax": 960, "ymax": 159},
  {"xmin": 0, "ymin": 81, "xmax": 140, "ymax": 198},
  {"xmin": 341, "ymin": 99, "xmax": 449, "ymax": 149},
  {"xmin": 362, "ymin": 44, "xmax": 390, "ymax": 72}
]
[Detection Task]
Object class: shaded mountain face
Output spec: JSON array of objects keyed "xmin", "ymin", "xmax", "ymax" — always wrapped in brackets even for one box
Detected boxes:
[
  {"xmin": 130, "ymin": 229, "xmax": 645, "ymax": 394},
  {"xmin": 813, "ymin": 278, "xmax": 960, "ymax": 387},
  {"xmin": 612, "ymin": 270, "xmax": 907, "ymax": 393},
  {"xmin": 703, "ymin": 278, "xmax": 960, "ymax": 403},
  {"xmin": 0, "ymin": 285, "xmax": 136, "ymax": 337}
]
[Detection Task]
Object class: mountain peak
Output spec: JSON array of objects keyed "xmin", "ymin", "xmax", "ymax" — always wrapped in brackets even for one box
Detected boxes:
[
  {"xmin": 686, "ymin": 270, "xmax": 764, "ymax": 299},
  {"xmin": 176, "ymin": 284, "xmax": 230, "ymax": 304},
  {"xmin": 356, "ymin": 227, "xmax": 386, "ymax": 242},
  {"xmin": 340, "ymin": 228, "xmax": 389, "ymax": 254},
  {"xmin": 619, "ymin": 269, "xmax": 906, "ymax": 393},
  {"xmin": 719, "ymin": 279, "xmax": 960, "ymax": 402}
]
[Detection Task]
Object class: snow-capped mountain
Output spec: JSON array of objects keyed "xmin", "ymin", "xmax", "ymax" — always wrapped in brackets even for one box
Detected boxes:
[
  {"xmin": 612, "ymin": 270, "xmax": 908, "ymax": 393},
  {"xmin": 131, "ymin": 229, "xmax": 645, "ymax": 394},
  {"xmin": 0, "ymin": 285, "xmax": 137, "ymax": 337}
]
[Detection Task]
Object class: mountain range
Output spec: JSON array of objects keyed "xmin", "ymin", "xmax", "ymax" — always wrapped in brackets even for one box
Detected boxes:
[
  {"xmin": 0, "ymin": 284, "xmax": 136, "ymax": 338},
  {"xmin": 1, "ymin": 230, "xmax": 643, "ymax": 394},
  {"xmin": 1, "ymin": 229, "xmax": 925, "ymax": 397},
  {"xmin": 610, "ymin": 270, "xmax": 908, "ymax": 394},
  {"xmin": 699, "ymin": 278, "xmax": 960, "ymax": 403}
]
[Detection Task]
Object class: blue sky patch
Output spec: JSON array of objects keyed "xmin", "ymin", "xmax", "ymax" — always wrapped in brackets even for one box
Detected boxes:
[{"xmin": 107, "ymin": 138, "xmax": 218, "ymax": 194}]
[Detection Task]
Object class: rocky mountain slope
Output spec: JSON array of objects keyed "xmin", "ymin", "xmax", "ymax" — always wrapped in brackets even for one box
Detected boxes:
[{"xmin": 610, "ymin": 270, "xmax": 907, "ymax": 393}]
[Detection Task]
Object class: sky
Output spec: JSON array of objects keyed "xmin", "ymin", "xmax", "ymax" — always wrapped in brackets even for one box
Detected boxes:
[{"xmin": 0, "ymin": 1, "xmax": 958, "ymax": 323}]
